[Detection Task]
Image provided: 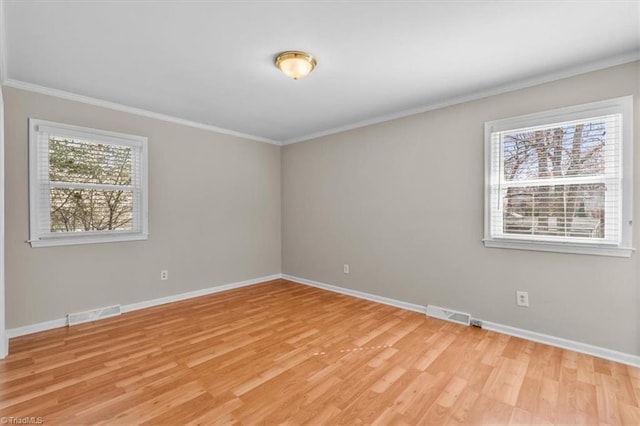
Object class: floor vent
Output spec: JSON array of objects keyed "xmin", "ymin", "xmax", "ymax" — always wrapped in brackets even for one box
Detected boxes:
[
  {"xmin": 68, "ymin": 305, "xmax": 121, "ymax": 326},
  {"xmin": 426, "ymin": 305, "xmax": 471, "ymax": 326}
]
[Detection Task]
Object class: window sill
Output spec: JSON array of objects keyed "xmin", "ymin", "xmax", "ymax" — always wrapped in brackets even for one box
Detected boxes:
[
  {"xmin": 483, "ymin": 238, "xmax": 634, "ymax": 258},
  {"xmin": 29, "ymin": 233, "xmax": 149, "ymax": 248}
]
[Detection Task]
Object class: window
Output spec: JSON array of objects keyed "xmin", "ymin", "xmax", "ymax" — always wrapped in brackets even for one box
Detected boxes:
[
  {"xmin": 484, "ymin": 96, "xmax": 633, "ymax": 257},
  {"xmin": 29, "ymin": 119, "xmax": 148, "ymax": 247}
]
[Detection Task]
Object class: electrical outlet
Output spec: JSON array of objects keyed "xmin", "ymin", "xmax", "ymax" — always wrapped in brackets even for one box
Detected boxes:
[
  {"xmin": 516, "ymin": 291, "xmax": 529, "ymax": 307},
  {"xmin": 160, "ymin": 270, "xmax": 169, "ymax": 281},
  {"xmin": 343, "ymin": 264, "xmax": 349, "ymax": 274}
]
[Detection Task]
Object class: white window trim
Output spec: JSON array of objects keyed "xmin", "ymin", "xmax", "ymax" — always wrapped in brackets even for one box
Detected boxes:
[
  {"xmin": 28, "ymin": 119, "xmax": 149, "ymax": 248},
  {"xmin": 483, "ymin": 96, "xmax": 634, "ymax": 257}
]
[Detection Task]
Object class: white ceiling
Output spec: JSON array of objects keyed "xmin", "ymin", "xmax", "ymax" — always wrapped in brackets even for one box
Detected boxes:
[{"xmin": 3, "ymin": 1, "xmax": 639, "ymax": 144}]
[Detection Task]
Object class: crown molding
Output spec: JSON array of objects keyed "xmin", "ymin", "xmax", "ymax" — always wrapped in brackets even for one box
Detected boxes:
[
  {"xmin": 2, "ymin": 49, "xmax": 637, "ymax": 147},
  {"xmin": 282, "ymin": 51, "xmax": 640, "ymax": 145},
  {"xmin": 2, "ymin": 79, "xmax": 281, "ymax": 146}
]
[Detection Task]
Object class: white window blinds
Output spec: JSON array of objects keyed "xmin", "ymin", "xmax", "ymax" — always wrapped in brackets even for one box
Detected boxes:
[
  {"xmin": 29, "ymin": 119, "xmax": 148, "ymax": 247},
  {"xmin": 484, "ymin": 96, "xmax": 633, "ymax": 257}
]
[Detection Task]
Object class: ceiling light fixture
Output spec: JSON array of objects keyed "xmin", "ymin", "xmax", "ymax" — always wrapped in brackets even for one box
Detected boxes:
[{"xmin": 275, "ymin": 51, "xmax": 317, "ymax": 80}]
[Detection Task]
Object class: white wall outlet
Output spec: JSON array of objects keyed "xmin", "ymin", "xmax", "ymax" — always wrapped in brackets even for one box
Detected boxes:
[
  {"xmin": 160, "ymin": 270, "xmax": 169, "ymax": 281},
  {"xmin": 516, "ymin": 291, "xmax": 529, "ymax": 307},
  {"xmin": 343, "ymin": 264, "xmax": 349, "ymax": 274}
]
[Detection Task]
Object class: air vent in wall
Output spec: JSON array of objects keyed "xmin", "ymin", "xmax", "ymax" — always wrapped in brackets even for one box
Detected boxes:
[
  {"xmin": 67, "ymin": 305, "xmax": 121, "ymax": 326},
  {"xmin": 426, "ymin": 305, "xmax": 471, "ymax": 326}
]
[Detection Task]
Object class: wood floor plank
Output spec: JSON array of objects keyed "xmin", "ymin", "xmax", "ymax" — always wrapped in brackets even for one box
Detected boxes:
[{"xmin": 0, "ymin": 278, "xmax": 638, "ymax": 425}]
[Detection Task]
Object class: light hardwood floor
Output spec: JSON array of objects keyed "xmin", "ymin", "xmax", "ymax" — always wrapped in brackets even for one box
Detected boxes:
[{"xmin": 1, "ymin": 279, "xmax": 639, "ymax": 425}]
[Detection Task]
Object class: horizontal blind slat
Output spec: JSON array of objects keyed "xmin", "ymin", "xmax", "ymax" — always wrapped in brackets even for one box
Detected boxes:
[{"xmin": 489, "ymin": 109, "xmax": 623, "ymax": 244}]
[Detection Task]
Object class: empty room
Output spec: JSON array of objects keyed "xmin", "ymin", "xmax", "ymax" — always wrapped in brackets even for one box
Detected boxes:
[{"xmin": 0, "ymin": 0, "xmax": 639, "ymax": 424}]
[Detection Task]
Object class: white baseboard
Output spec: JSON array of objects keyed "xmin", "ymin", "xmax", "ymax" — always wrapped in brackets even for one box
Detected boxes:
[
  {"xmin": 121, "ymin": 274, "xmax": 282, "ymax": 313},
  {"xmin": 282, "ymin": 274, "xmax": 425, "ymax": 314},
  {"xmin": 480, "ymin": 320, "xmax": 640, "ymax": 368},
  {"xmin": 6, "ymin": 317, "xmax": 67, "ymax": 339},
  {"xmin": 7, "ymin": 272, "xmax": 640, "ymax": 368},
  {"xmin": 283, "ymin": 274, "xmax": 640, "ymax": 368},
  {"xmin": 0, "ymin": 334, "xmax": 7, "ymax": 359},
  {"xmin": 6, "ymin": 274, "xmax": 282, "ymax": 339}
]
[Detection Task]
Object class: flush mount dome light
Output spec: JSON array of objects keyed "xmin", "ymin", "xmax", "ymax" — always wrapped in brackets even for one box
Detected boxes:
[{"xmin": 275, "ymin": 51, "xmax": 317, "ymax": 80}]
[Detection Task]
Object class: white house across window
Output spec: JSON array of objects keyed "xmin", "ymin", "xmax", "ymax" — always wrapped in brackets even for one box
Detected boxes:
[
  {"xmin": 29, "ymin": 119, "xmax": 148, "ymax": 247},
  {"xmin": 484, "ymin": 96, "xmax": 634, "ymax": 257}
]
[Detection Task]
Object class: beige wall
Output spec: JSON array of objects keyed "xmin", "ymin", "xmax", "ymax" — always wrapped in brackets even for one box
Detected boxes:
[
  {"xmin": 4, "ymin": 86, "xmax": 281, "ymax": 328},
  {"xmin": 282, "ymin": 61, "xmax": 640, "ymax": 355},
  {"xmin": 4, "ymin": 62, "xmax": 639, "ymax": 356}
]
